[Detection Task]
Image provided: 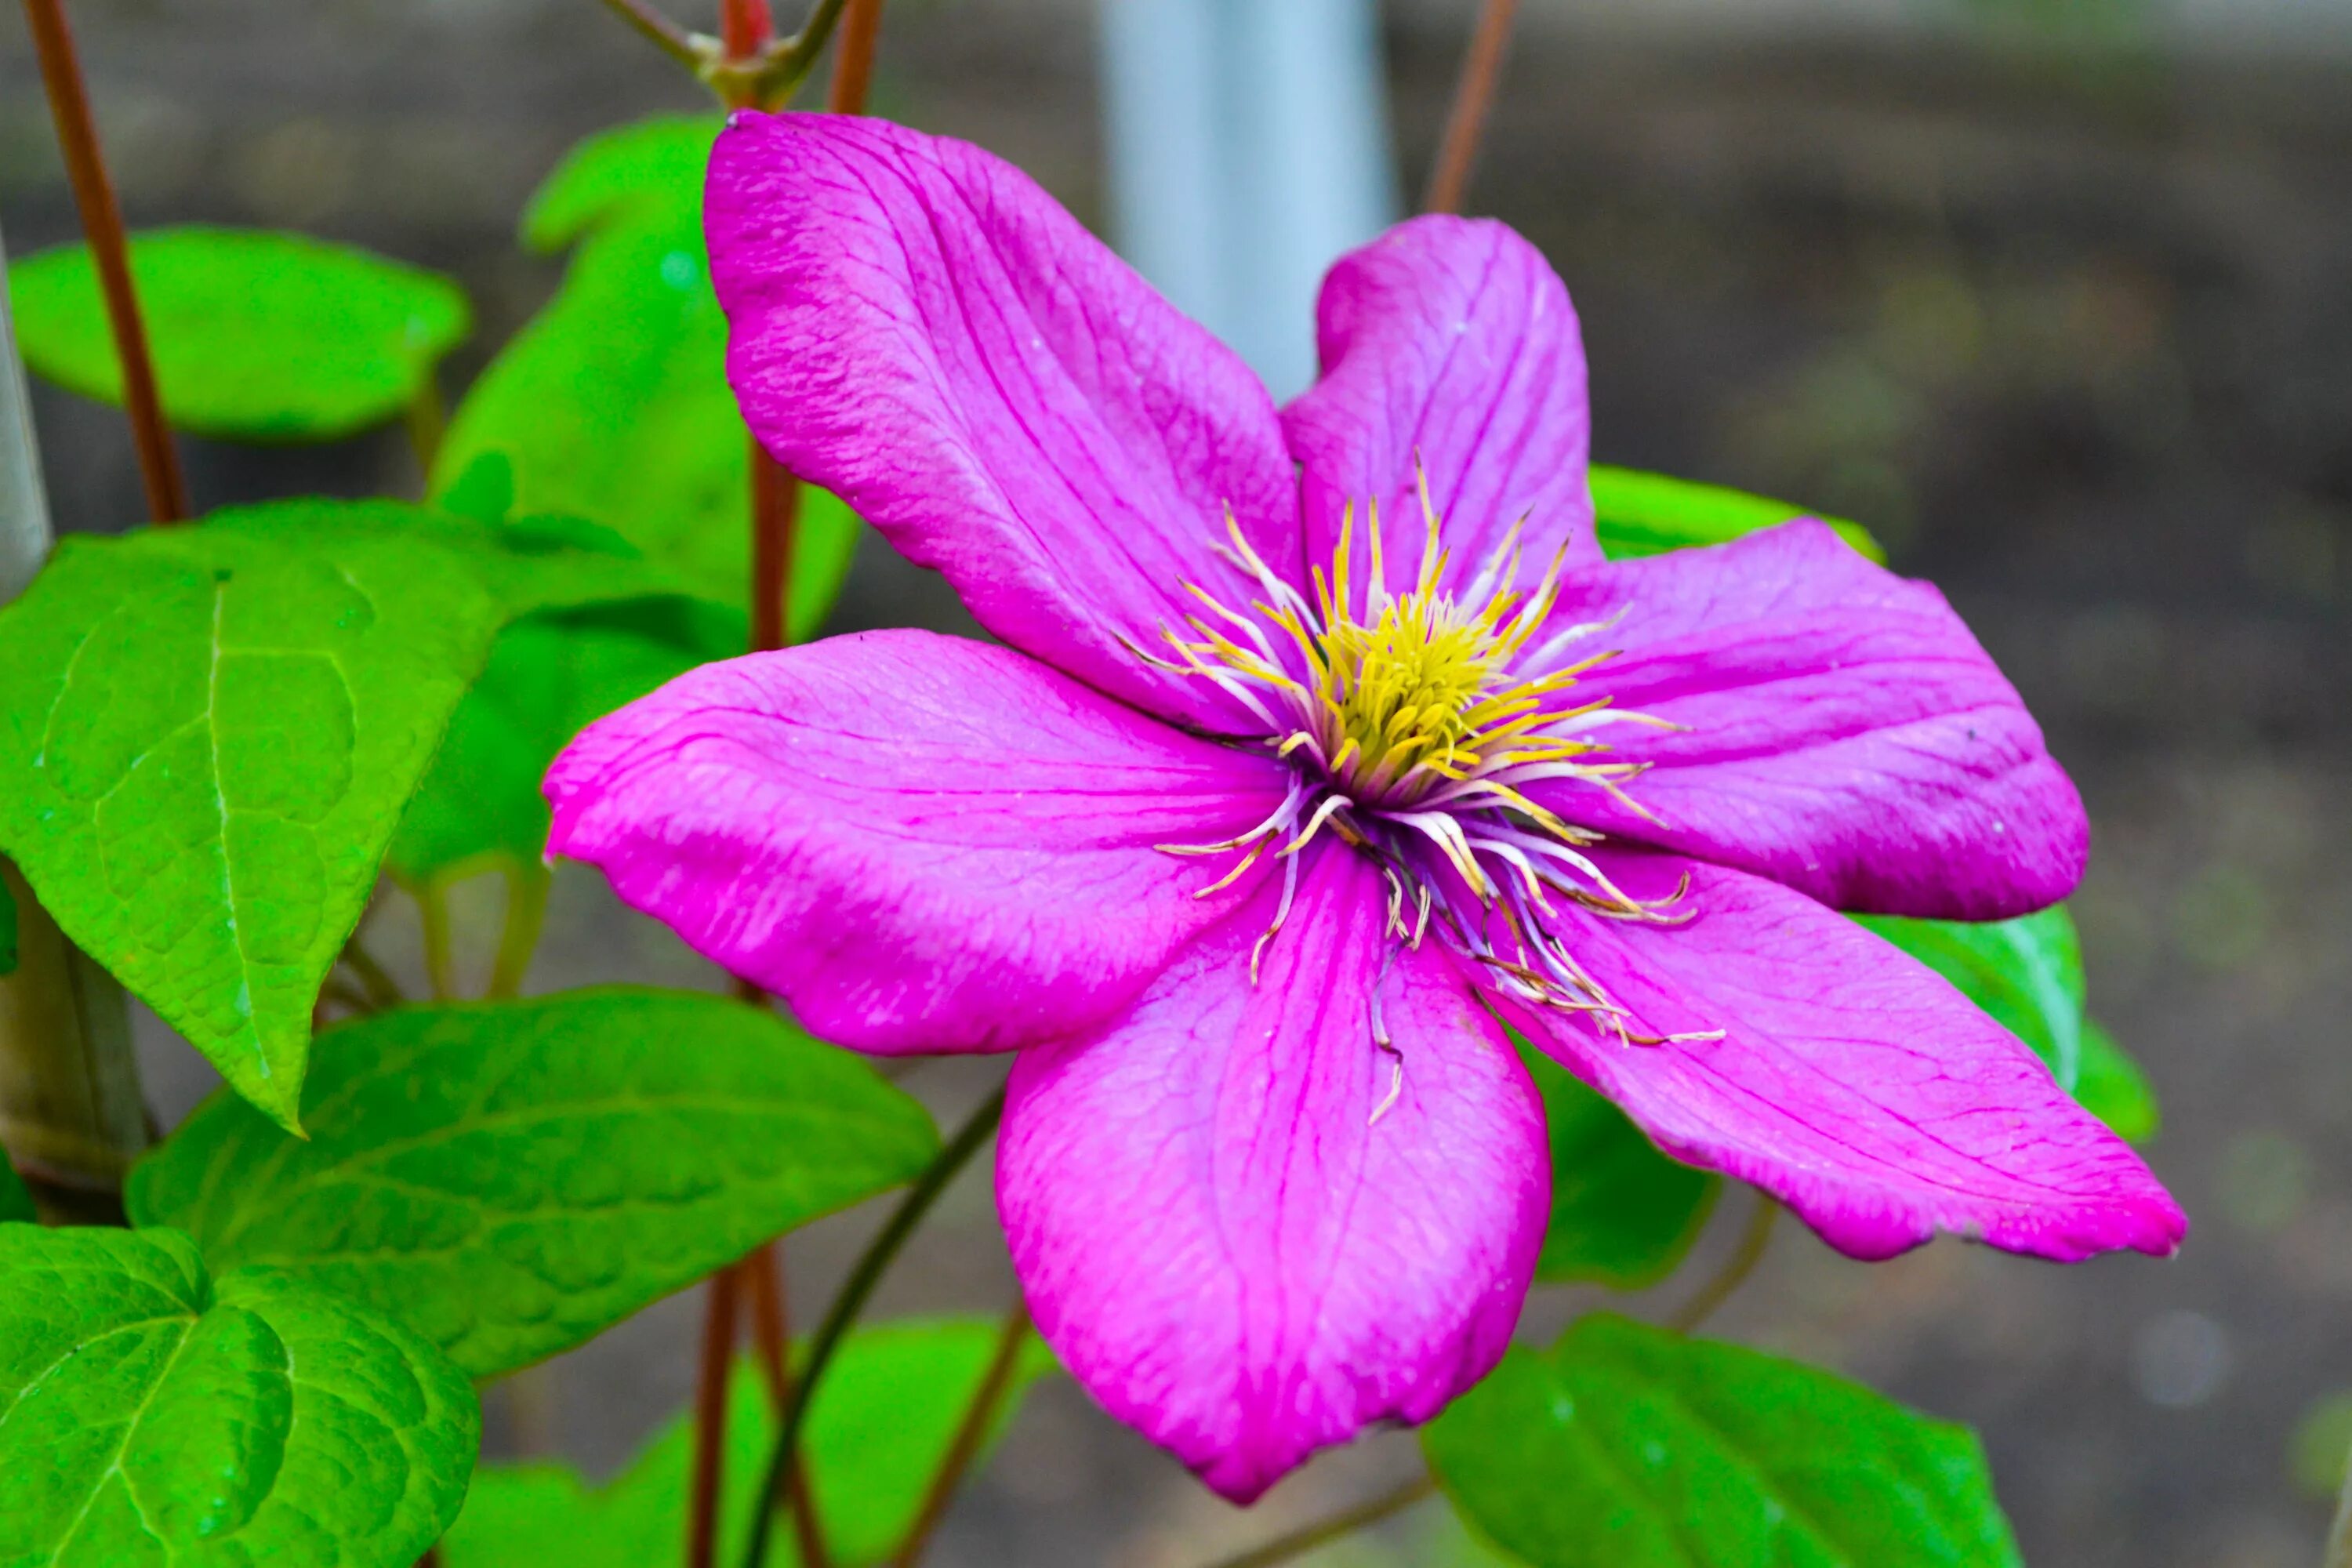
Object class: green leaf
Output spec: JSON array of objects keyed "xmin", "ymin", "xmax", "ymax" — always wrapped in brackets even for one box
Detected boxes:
[
  {"xmin": 443, "ymin": 1319, "xmax": 1054, "ymax": 1568},
  {"xmin": 1425, "ymin": 1314, "xmax": 2022, "ymax": 1568},
  {"xmin": 8, "ymin": 227, "xmax": 470, "ymax": 442},
  {"xmin": 2075, "ymin": 1019, "xmax": 2160, "ymax": 1142},
  {"xmin": 390, "ymin": 595, "xmax": 740, "ymax": 888},
  {"xmin": 0, "ymin": 1224, "xmax": 478, "ymax": 1568},
  {"xmin": 434, "ymin": 117, "xmax": 859, "ymax": 639},
  {"xmin": 0, "ymin": 499, "xmax": 670, "ymax": 1132},
  {"xmin": 1852, "ymin": 906, "xmax": 2085, "ymax": 1089},
  {"xmin": 1592, "ymin": 466, "xmax": 1884, "ymax": 563},
  {"xmin": 1515, "ymin": 1034, "xmax": 1717, "ymax": 1288},
  {"xmin": 128, "ymin": 986, "xmax": 942, "ymax": 1377},
  {"xmin": 0, "ymin": 1148, "xmax": 32, "ymax": 1223}
]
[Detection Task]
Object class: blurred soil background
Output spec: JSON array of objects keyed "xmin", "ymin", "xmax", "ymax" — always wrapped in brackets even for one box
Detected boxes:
[{"xmin": 5, "ymin": 0, "xmax": 2350, "ymax": 1563}]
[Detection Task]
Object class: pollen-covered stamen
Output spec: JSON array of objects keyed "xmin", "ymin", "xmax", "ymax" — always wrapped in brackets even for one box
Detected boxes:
[{"xmin": 1149, "ymin": 473, "xmax": 1713, "ymax": 1056}]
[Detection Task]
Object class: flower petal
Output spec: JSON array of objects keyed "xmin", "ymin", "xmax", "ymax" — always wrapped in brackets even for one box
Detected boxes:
[
  {"xmin": 707, "ymin": 113, "xmax": 1300, "ymax": 734},
  {"xmin": 1535, "ymin": 520, "xmax": 2087, "ymax": 919},
  {"xmin": 1497, "ymin": 849, "xmax": 2183, "ymax": 1263},
  {"xmin": 544, "ymin": 630, "xmax": 1289, "ymax": 1054},
  {"xmin": 1283, "ymin": 215, "xmax": 1599, "ymax": 597},
  {"xmin": 1000, "ymin": 844, "xmax": 1547, "ymax": 1501}
]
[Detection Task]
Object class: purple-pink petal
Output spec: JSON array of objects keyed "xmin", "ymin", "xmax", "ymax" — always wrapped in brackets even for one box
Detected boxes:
[
  {"xmin": 1497, "ymin": 848, "xmax": 2183, "ymax": 1263},
  {"xmin": 543, "ymin": 630, "xmax": 1290, "ymax": 1054},
  {"xmin": 706, "ymin": 112, "xmax": 1301, "ymax": 735},
  {"xmin": 1535, "ymin": 520, "xmax": 2088, "ymax": 920},
  {"xmin": 1000, "ymin": 844, "xmax": 1547, "ymax": 1502},
  {"xmin": 1283, "ymin": 215, "xmax": 1599, "ymax": 597}
]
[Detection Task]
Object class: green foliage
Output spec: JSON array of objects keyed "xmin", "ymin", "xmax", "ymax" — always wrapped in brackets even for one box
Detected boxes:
[
  {"xmin": 434, "ymin": 115, "xmax": 859, "ymax": 638},
  {"xmin": 7, "ymin": 227, "xmax": 469, "ymax": 442},
  {"xmin": 0, "ymin": 1148, "xmax": 32, "ymax": 1223},
  {"xmin": 0, "ymin": 499, "xmax": 666, "ymax": 1132},
  {"xmin": 2076, "ymin": 1019, "xmax": 2160, "ymax": 1142},
  {"xmin": 0, "ymin": 1224, "xmax": 477, "ymax": 1567},
  {"xmin": 1592, "ymin": 465, "xmax": 1883, "ymax": 563},
  {"xmin": 391, "ymin": 595, "xmax": 740, "ymax": 888},
  {"xmin": 129, "ymin": 987, "xmax": 942, "ymax": 1378},
  {"xmin": 1853, "ymin": 906, "xmax": 2159, "ymax": 1140},
  {"xmin": 1424, "ymin": 1314, "xmax": 2021, "ymax": 1568},
  {"xmin": 444, "ymin": 1319, "xmax": 1054, "ymax": 1567},
  {"xmin": 1515, "ymin": 1035, "xmax": 1717, "ymax": 1288}
]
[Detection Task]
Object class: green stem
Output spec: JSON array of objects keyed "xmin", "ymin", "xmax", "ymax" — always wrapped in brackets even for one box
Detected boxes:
[
  {"xmin": 1669, "ymin": 1193, "xmax": 1779, "ymax": 1334},
  {"xmin": 486, "ymin": 863, "xmax": 550, "ymax": 1000},
  {"xmin": 591, "ymin": 0, "xmax": 704, "ymax": 70},
  {"xmin": 1193, "ymin": 1475, "xmax": 1440, "ymax": 1568},
  {"xmin": 742, "ymin": 1085, "xmax": 1006, "ymax": 1568},
  {"xmin": 403, "ymin": 381, "xmax": 446, "ymax": 482},
  {"xmin": 339, "ymin": 933, "xmax": 406, "ymax": 1012}
]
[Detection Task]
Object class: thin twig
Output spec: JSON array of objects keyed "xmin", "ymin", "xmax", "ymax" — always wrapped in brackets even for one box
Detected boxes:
[
  {"xmin": 1668, "ymin": 1192, "xmax": 1780, "ymax": 1334},
  {"xmin": 748, "ymin": 445, "xmax": 798, "ymax": 653},
  {"xmin": 688, "ymin": 1265, "xmax": 746, "ymax": 1568},
  {"xmin": 742, "ymin": 1086, "xmax": 1007, "ymax": 1568},
  {"xmin": 20, "ymin": 0, "xmax": 188, "ymax": 523},
  {"xmin": 823, "ymin": 0, "xmax": 887, "ymax": 114},
  {"xmin": 1421, "ymin": 0, "xmax": 1522, "ymax": 216},
  {"xmin": 887, "ymin": 1298, "xmax": 1032, "ymax": 1567},
  {"xmin": 1194, "ymin": 1475, "xmax": 1440, "ymax": 1568},
  {"xmin": 485, "ymin": 862, "xmax": 550, "ymax": 1000},
  {"xmin": 592, "ymin": 0, "xmax": 703, "ymax": 70},
  {"xmin": 339, "ymin": 935, "xmax": 406, "ymax": 1011},
  {"xmin": 742, "ymin": 1244, "xmax": 833, "ymax": 1568}
]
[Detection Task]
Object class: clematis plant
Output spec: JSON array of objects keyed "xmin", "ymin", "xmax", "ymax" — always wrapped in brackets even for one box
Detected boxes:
[
  {"xmin": 546, "ymin": 113, "xmax": 2183, "ymax": 1504},
  {"xmin": 0, "ymin": 1, "xmax": 2190, "ymax": 1564}
]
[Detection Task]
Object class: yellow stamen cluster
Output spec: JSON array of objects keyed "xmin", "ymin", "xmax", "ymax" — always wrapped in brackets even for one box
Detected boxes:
[{"xmin": 1169, "ymin": 477, "xmax": 1621, "ymax": 813}]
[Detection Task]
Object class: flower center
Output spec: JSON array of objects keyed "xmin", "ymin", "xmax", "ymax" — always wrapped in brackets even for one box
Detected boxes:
[{"xmin": 1147, "ymin": 478, "xmax": 1721, "ymax": 1111}]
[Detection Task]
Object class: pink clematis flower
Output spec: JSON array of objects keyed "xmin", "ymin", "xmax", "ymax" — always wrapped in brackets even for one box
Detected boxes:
[{"xmin": 544, "ymin": 114, "xmax": 2183, "ymax": 1501}]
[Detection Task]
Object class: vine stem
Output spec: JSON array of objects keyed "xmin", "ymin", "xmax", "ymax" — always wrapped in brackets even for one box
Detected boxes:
[
  {"xmin": 887, "ymin": 1298, "xmax": 1032, "ymax": 1567},
  {"xmin": 823, "ymin": 0, "xmax": 886, "ymax": 115},
  {"xmin": 742, "ymin": 1086, "xmax": 1007, "ymax": 1568},
  {"xmin": 1421, "ymin": 0, "xmax": 1521, "ymax": 216},
  {"xmin": 1193, "ymin": 1475, "xmax": 1440, "ymax": 1568},
  {"xmin": 485, "ymin": 863, "xmax": 550, "ymax": 1000},
  {"xmin": 18, "ymin": 0, "xmax": 188, "ymax": 523},
  {"xmin": 687, "ymin": 1261, "xmax": 746, "ymax": 1568},
  {"xmin": 742, "ymin": 1243, "xmax": 833, "ymax": 1568},
  {"xmin": 1669, "ymin": 1192, "xmax": 1780, "ymax": 1334},
  {"xmin": 593, "ymin": 0, "xmax": 702, "ymax": 70}
]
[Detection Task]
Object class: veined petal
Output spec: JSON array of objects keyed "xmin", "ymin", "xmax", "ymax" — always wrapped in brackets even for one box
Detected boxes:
[
  {"xmin": 1000, "ymin": 844, "xmax": 1547, "ymax": 1501},
  {"xmin": 1497, "ymin": 849, "xmax": 2183, "ymax": 1263},
  {"xmin": 1534, "ymin": 520, "xmax": 2087, "ymax": 920},
  {"xmin": 544, "ymin": 630, "xmax": 1289, "ymax": 1054},
  {"xmin": 707, "ymin": 113, "xmax": 1300, "ymax": 735},
  {"xmin": 1283, "ymin": 216, "xmax": 1599, "ymax": 597}
]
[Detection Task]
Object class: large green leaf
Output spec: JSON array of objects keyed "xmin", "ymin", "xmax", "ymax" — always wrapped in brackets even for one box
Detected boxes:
[
  {"xmin": 390, "ymin": 595, "xmax": 740, "ymax": 889},
  {"xmin": 0, "ymin": 1148, "xmax": 31, "ymax": 1222},
  {"xmin": 434, "ymin": 116, "xmax": 858, "ymax": 638},
  {"xmin": 1592, "ymin": 466, "xmax": 1882, "ymax": 562},
  {"xmin": 0, "ymin": 500, "xmax": 663, "ymax": 1131},
  {"xmin": 128, "ymin": 987, "xmax": 941, "ymax": 1377},
  {"xmin": 1425, "ymin": 1314, "xmax": 2021, "ymax": 1568},
  {"xmin": 8, "ymin": 227, "xmax": 469, "ymax": 441},
  {"xmin": 1515, "ymin": 1034, "xmax": 1717, "ymax": 1288},
  {"xmin": 1853, "ymin": 906, "xmax": 2085, "ymax": 1088},
  {"xmin": 444, "ymin": 1319, "xmax": 1054, "ymax": 1567},
  {"xmin": 0, "ymin": 1224, "xmax": 477, "ymax": 1568}
]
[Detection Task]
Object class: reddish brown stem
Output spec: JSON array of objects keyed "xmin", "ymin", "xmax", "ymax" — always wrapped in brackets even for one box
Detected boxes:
[
  {"xmin": 741, "ymin": 1244, "xmax": 832, "ymax": 1568},
  {"xmin": 748, "ymin": 445, "xmax": 799, "ymax": 653},
  {"xmin": 20, "ymin": 0, "xmax": 188, "ymax": 523},
  {"xmin": 687, "ymin": 1265, "xmax": 745, "ymax": 1568},
  {"xmin": 1421, "ymin": 0, "xmax": 1521, "ymax": 216},
  {"xmin": 720, "ymin": 0, "xmax": 774, "ymax": 60},
  {"xmin": 887, "ymin": 1300, "xmax": 1032, "ymax": 1568},
  {"xmin": 823, "ymin": 0, "xmax": 887, "ymax": 114}
]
